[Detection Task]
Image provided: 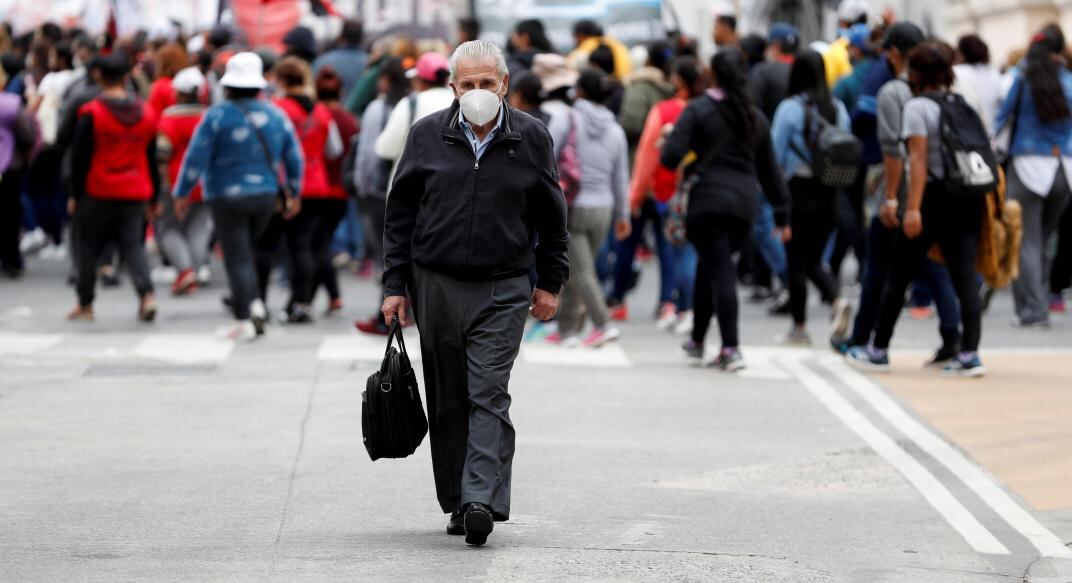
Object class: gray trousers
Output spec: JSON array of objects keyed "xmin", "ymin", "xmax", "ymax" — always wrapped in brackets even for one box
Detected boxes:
[
  {"xmin": 157, "ymin": 199, "xmax": 213, "ymax": 272},
  {"xmin": 558, "ymin": 206, "xmax": 613, "ymax": 334},
  {"xmin": 1010, "ymin": 165, "xmax": 1072, "ymax": 323},
  {"xmin": 411, "ymin": 265, "xmax": 530, "ymax": 520}
]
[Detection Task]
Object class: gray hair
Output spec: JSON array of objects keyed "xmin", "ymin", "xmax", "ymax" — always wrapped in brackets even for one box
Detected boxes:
[{"xmin": 449, "ymin": 40, "xmax": 508, "ymax": 83}]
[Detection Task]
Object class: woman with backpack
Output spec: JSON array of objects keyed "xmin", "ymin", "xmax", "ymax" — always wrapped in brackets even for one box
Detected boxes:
[
  {"xmin": 770, "ymin": 50, "xmax": 855, "ymax": 346},
  {"xmin": 546, "ymin": 67, "xmax": 631, "ymax": 348},
  {"xmin": 352, "ymin": 57, "xmax": 411, "ymax": 336},
  {"xmin": 273, "ymin": 57, "xmax": 345, "ymax": 324},
  {"xmin": 848, "ymin": 42, "xmax": 990, "ymax": 376},
  {"xmin": 995, "ymin": 24, "xmax": 1072, "ymax": 328},
  {"xmin": 629, "ymin": 56, "xmax": 707, "ymax": 336},
  {"xmin": 661, "ymin": 49, "xmax": 791, "ymax": 371}
]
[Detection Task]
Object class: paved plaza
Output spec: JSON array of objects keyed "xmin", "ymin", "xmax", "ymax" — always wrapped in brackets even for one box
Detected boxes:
[{"xmin": 2, "ymin": 259, "xmax": 1071, "ymax": 582}]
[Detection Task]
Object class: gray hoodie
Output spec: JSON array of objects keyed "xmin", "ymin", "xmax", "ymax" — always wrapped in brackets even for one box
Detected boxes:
[{"xmin": 571, "ymin": 99, "xmax": 629, "ymax": 220}]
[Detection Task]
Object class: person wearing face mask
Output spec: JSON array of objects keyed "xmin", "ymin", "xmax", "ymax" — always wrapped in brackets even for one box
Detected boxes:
[{"xmin": 381, "ymin": 40, "xmax": 569, "ymax": 546}]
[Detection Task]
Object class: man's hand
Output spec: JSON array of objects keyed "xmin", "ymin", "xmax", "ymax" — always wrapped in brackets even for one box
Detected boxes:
[
  {"xmin": 614, "ymin": 218, "xmax": 632, "ymax": 241},
  {"xmin": 530, "ymin": 289, "xmax": 558, "ymax": 321},
  {"xmin": 67, "ymin": 197, "xmax": 77, "ymax": 217},
  {"xmin": 173, "ymin": 197, "xmax": 190, "ymax": 220},
  {"xmin": 146, "ymin": 202, "xmax": 163, "ymax": 221},
  {"xmin": 903, "ymin": 209, "xmax": 923, "ymax": 240},
  {"xmin": 282, "ymin": 195, "xmax": 301, "ymax": 220},
  {"xmin": 382, "ymin": 295, "xmax": 409, "ymax": 326}
]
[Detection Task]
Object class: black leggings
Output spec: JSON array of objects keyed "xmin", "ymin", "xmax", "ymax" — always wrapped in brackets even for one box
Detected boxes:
[
  {"xmin": 1052, "ymin": 198, "xmax": 1072, "ymax": 295},
  {"xmin": 787, "ymin": 177, "xmax": 840, "ymax": 325},
  {"xmin": 687, "ymin": 213, "xmax": 750, "ymax": 348},
  {"xmin": 874, "ymin": 184, "xmax": 983, "ymax": 351},
  {"xmin": 74, "ymin": 197, "xmax": 153, "ymax": 307},
  {"xmin": 306, "ymin": 198, "xmax": 348, "ymax": 303},
  {"xmin": 255, "ymin": 213, "xmax": 286, "ymax": 304}
]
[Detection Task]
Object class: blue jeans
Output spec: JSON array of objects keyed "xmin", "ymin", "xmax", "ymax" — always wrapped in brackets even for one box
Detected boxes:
[
  {"xmin": 610, "ymin": 198, "xmax": 675, "ymax": 304},
  {"xmin": 331, "ymin": 198, "xmax": 363, "ymax": 259},
  {"xmin": 673, "ymin": 243, "xmax": 698, "ymax": 312},
  {"xmin": 752, "ymin": 200, "xmax": 788, "ymax": 283}
]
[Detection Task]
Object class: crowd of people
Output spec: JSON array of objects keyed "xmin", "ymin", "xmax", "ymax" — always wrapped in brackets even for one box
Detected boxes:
[{"xmin": 1, "ymin": 3, "xmax": 1071, "ymax": 376}]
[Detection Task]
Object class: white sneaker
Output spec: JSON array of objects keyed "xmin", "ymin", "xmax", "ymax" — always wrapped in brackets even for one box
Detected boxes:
[
  {"xmin": 151, "ymin": 266, "xmax": 178, "ymax": 284},
  {"xmin": 831, "ymin": 298, "xmax": 854, "ymax": 339},
  {"xmin": 581, "ymin": 327, "xmax": 620, "ymax": 348},
  {"xmin": 674, "ymin": 311, "xmax": 694, "ymax": 336},
  {"xmin": 197, "ymin": 265, "xmax": 212, "ymax": 285},
  {"xmin": 217, "ymin": 320, "xmax": 257, "ymax": 342},
  {"xmin": 19, "ymin": 228, "xmax": 48, "ymax": 255},
  {"xmin": 656, "ymin": 302, "xmax": 677, "ymax": 331}
]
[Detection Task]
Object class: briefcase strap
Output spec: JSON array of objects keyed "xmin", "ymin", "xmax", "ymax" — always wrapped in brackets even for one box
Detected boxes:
[{"xmin": 384, "ymin": 316, "xmax": 410, "ymax": 358}]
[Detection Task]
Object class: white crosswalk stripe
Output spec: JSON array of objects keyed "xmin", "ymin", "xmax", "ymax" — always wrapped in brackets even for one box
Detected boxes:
[
  {"xmin": 134, "ymin": 334, "xmax": 234, "ymax": 364},
  {"xmin": 0, "ymin": 332, "xmax": 62, "ymax": 355}
]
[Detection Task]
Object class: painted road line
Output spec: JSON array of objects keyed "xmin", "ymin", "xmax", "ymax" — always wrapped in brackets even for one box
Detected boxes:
[
  {"xmin": 821, "ymin": 356, "xmax": 1072, "ymax": 559},
  {"xmin": 520, "ymin": 343, "xmax": 633, "ymax": 368},
  {"xmin": 317, "ymin": 334, "xmax": 423, "ymax": 362},
  {"xmin": 0, "ymin": 332, "xmax": 63, "ymax": 356},
  {"xmin": 781, "ymin": 356, "xmax": 1010, "ymax": 555},
  {"xmin": 134, "ymin": 335, "xmax": 234, "ymax": 364},
  {"xmin": 736, "ymin": 347, "xmax": 794, "ymax": 381}
]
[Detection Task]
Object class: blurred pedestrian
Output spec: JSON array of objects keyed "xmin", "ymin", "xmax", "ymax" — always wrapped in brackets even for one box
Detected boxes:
[
  {"xmin": 997, "ymin": 24, "xmax": 1072, "ymax": 328},
  {"xmin": 374, "ymin": 51, "xmax": 453, "ymax": 170},
  {"xmin": 312, "ymin": 19, "xmax": 367, "ymax": 100},
  {"xmin": 173, "ymin": 52, "xmax": 303, "ymax": 340},
  {"xmin": 547, "ymin": 67, "xmax": 629, "ymax": 348},
  {"xmin": 155, "ymin": 66, "xmax": 210, "ymax": 296},
  {"xmin": 147, "ymin": 43, "xmax": 188, "ymax": 116},
  {"xmin": 661, "ymin": 48, "xmax": 791, "ymax": 371},
  {"xmin": 0, "ymin": 66, "xmax": 37, "ymax": 278},
  {"xmin": 507, "ymin": 19, "xmax": 554, "ymax": 80},
  {"xmin": 66, "ymin": 52, "xmax": 160, "ymax": 322}
]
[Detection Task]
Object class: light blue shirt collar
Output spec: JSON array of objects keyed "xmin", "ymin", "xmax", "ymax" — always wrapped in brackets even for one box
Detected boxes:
[{"xmin": 458, "ymin": 103, "xmax": 504, "ymax": 160}]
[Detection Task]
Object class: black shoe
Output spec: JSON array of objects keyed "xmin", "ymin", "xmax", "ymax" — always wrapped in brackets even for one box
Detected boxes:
[
  {"xmin": 926, "ymin": 345, "xmax": 959, "ymax": 368},
  {"xmin": 221, "ymin": 295, "xmax": 234, "ymax": 310},
  {"xmin": 286, "ymin": 304, "xmax": 314, "ymax": 324},
  {"xmin": 463, "ymin": 503, "xmax": 494, "ymax": 546},
  {"xmin": 768, "ymin": 292, "xmax": 791, "ymax": 316},
  {"xmin": 447, "ymin": 510, "xmax": 465, "ymax": 536},
  {"xmin": 749, "ymin": 286, "xmax": 774, "ymax": 302}
]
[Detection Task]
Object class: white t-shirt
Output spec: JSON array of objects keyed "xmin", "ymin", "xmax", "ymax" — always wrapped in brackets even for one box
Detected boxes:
[{"xmin": 374, "ymin": 87, "xmax": 455, "ymax": 161}]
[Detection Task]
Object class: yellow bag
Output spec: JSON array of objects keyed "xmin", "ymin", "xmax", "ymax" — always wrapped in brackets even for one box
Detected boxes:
[{"xmin": 929, "ymin": 167, "xmax": 1022, "ymax": 288}]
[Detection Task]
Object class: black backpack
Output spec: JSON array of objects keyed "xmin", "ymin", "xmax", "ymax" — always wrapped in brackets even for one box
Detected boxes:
[
  {"xmin": 362, "ymin": 318, "xmax": 428, "ymax": 461},
  {"xmin": 923, "ymin": 92, "xmax": 998, "ymax": 197},
  {"xmin": 794, "ymin": 98, "xmax": 863, "ymax": 188}
]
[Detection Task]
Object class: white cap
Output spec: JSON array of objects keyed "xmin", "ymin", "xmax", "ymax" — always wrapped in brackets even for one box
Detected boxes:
[
  {"xmin": 219, "ymin": 52, "xmax": 267, "ymax": 89},
  {"xmin": 837, "ymin": 0, "xmax": 868, "ymax": 23},
  {"xmin": 172, "ymin": 67, "xmax": 206, "ymax": 94}
]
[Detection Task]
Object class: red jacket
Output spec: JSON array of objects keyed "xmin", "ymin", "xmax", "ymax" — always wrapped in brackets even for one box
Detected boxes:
[
  {"xmin": 274, "ymin": 96, "xmax": 335, "ymax": 198},
  {"xmin": 629, "ymin": 97, "xmax": 685, "ymax": 208},
  {"xmin": 77, "ymin": 98, "xmax": 158, "ymax": 201},
  {"xmin": 325, "ymin": 104, "xmax": 358, "ymax": 198},
  {"xmin": 148, "ymin": 77, "xmax": 176, "ymax": 118},
  {"xmin": 159, "ymin": 104, "xmax": 205, "ymax": 202}
]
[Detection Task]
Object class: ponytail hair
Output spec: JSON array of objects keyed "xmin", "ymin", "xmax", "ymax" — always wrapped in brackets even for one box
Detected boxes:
[
  {"xmin": 1024, "ymin": 23, "xmax": 1071, "ymax": 123},
  {"xmin": 710, "ymin": 48, "xmax": 757, "ymax": 143}
]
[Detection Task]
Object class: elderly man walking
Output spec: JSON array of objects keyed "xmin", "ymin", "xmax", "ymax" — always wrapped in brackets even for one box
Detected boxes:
[{"xmin": 382, "ymin": 41, "xmax": 569, "ymax": 546}]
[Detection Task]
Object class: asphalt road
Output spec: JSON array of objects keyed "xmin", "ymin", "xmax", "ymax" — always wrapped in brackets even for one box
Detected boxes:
[{"xmin": 2, "ymin": 257, "xmax": 1071, "ymax": 582}]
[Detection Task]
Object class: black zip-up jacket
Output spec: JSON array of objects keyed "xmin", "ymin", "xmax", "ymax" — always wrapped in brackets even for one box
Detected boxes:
[
  {"xmin": 383, "ymin": 100, "xmax": 570, "ymax": 296},
  {"xmin": 661, "ymin": 95, "xmax": 790, "ymax": 227}
]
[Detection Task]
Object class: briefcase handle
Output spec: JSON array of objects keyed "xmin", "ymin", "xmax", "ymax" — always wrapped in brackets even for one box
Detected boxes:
[{"xmin": 385, "ymin": 316, "xmax": 410, "ymax": 358}]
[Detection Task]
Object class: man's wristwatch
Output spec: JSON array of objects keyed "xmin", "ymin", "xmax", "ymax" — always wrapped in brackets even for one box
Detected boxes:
[{"xmin": 884, "ymin": 199, "xmax": 899, "ymax": 209}]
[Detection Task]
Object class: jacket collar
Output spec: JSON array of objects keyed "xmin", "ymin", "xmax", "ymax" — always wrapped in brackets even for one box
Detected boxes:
[{"xmin": 441, "ymin": 98, "xmax": 522, "ymax": 143}]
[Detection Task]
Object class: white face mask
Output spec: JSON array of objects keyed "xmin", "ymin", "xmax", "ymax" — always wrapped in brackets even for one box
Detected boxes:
[{"xmin": 459, "ymin": 80, "xmax": 503, "ymax": 126}]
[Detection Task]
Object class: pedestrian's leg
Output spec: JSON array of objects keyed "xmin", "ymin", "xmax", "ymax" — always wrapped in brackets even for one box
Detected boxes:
[
  {"xmin": 753, "ymin": 200, "xmax": 788, "ymax": 284},
  {"xmin": 805, "ymin": 211, "xmax": 840, "ymax": 306},
  {"xmin": 922, "ymin": 261, "xmax": 962, "ymax": 350},
  {"xmin": 185, "ymin": 203, "xmax": 215, "ymax": 271},
  {"xmin": 462, "ymin": 274, "xmax": 530, "ymax": 520},
  {"xmin": 675, "ymin": 243, "xmax": 698, "ymax": 312},
  {"xmin": 649, "ymin": 201, "xmax": 677, "ymax": 305},
  {"xmin": 576, "ymin": 208, "xmax": 613, "ymax": 328},
  {"xmin": 411, "ymin": 266, "xmax": 472, "ymax": 515},
  {"xmin": 848, "ymin": 218, "xmax": 896, "ymax": 346},
  {"xmin": 939, "ymin": 230, "xmax": 982, "ymax": 352},
  {"xmin": 556, "ymin": 213, "xmax": 591, "ymax": 335},
  {"xmin": 688, "ymin": 215, "xmax": 742, "ymax": 348},
  {"xmin": 873, "ymin": 235, "xmax": 931, "ymax": 350},
  {"xmin": 74, "ymin": 198, "xmax": 108, "ymax": 307},
  {"xmin": 315, "ymin": 200, "xmax": 347, "ymax": 302},
  {"xmin": 609, "ymin": 214, "xmax": 641, "ymax": 305},
  {"xmin": 1009, "ymin": 168, "xmax": 1048, "ymax": 323},
  {"xmin": 1052, "ymin": 197, "xmax": 1072, "ymax": 296},
  {"xmin": 115, "ymin": 202, "xmax": 154, "ymax": 300},
  {"xmin": 785, "ymin": 210, "xmax": 809, "ymax": 326},
  {"xmin": 690, "ymin": 260, "xmax": 713, "ymax": 346},
  {"xmin": 255, "ymin": 214, "xmax": 284, "ymax": 303},
  {"xmin": 157, "ymin": 198, "xmax": 193, "ymax": 271},
  {"xmin": 285, "ymin": 204, "xmax": 319, "ymax": 308}
]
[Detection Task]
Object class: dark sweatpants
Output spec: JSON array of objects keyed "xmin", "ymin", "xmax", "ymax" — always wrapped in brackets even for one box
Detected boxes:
[
  {"xmin": 210, "ymin": 195, "xmax": 276, "ymax": 320},
  {"xmin": 74, "ymin": 197, "xmax": 153, "ymax": 307},
  {"xmin": 410, "ymin": 265, "xmax": 530, "ymax": 521},
  {"xmin": 687, "ymin": 213, "xmax": 750, "ymax": 348}
]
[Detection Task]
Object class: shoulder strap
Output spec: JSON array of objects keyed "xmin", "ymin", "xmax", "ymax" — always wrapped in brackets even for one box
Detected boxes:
[{"xmin": 234, "ymin": 101, "xmax": 292, "ymax": 198}]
